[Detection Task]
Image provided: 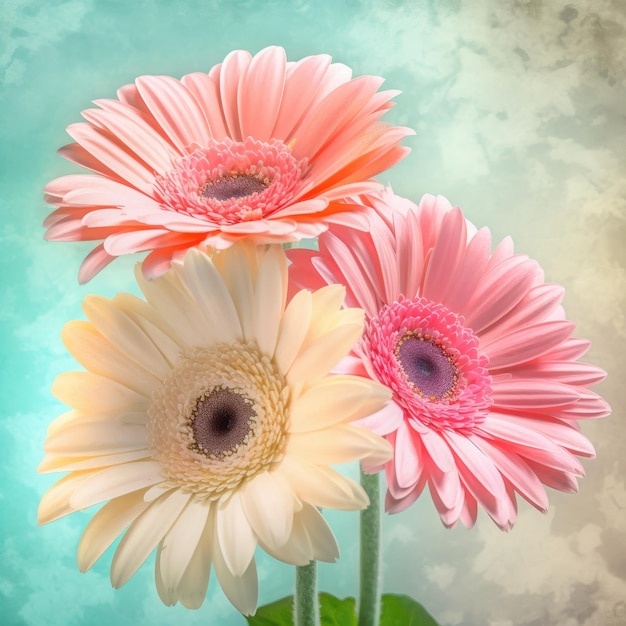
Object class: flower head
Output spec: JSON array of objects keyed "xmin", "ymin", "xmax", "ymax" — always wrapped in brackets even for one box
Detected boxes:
[
  {"xmin": 288, "ymin": 188, "xmax": 610, "ymax": 530},
  {"xmin": 38, "ymin": 243, "xmax": 392, "ymax": 614},
  {"xmin": 43, "ymin": 46, "xmax": 413, "ymax": 282}
]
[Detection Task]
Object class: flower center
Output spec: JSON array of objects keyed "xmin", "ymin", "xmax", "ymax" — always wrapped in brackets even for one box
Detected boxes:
[
  {"xmin": 152, "ymin": 137, "xmax": 306, "ymax": 225},
  {"xmin": 396, "ymin": 334, "xmax": 458, "ymax": 400},
  {"xmin": 147, "ymin": 342, "xmax": 289, "ymax": 499},
  {"xmin": 198, "ymin": 174, "xmax": 270, "ymax": 201},
  {"xmin": 190, "ymin": 386, "xmax": 256, "ymax": 458},
  {"xmin": 361, "ymin": 296, "xmax": 493, "ymax": 432}
]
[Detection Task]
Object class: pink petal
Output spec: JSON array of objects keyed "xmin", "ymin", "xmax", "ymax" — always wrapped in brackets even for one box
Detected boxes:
[
  {"xmin": 292, "ymin": 76, "xmax": 384, "ymax": 162},
  {"xmin": 509, "ymin": 360, "xmax": 606, "ymax": 387},
  {"xmin": 219, "ymin": 49, "xmax": 253, "ymax": 140},
  {"xmin": 81, "ymin": 105, "xmax": 175, "ymax": 174},
  {"xmin": 441, "ymin": 227, "xmax": 492, "ymax": 313},
  {"xmin": 238, "ymin": 46, "xmax": 286, "ymax": 141},
  {"xmin": 66, "ymin": 123, "xmax": 155, "ymax": 194},
  {"xmin": 443, "ymin": 430, "xmax": 507, "ymax": 506},
  {"xmin": 482, "ymin": 320, "xmax": 576, "ymax": 370},
  {"xmin": 492, "ymin": 379, "xmax": 580, "ymax": 409},
  {"xmin": 492, "ymin": 414, "xmax": 595, "ymax": 457},
  {"xmin": 524, "ymin": 459, "xmax": 580, "ymax": 493},
  {"xmin": 422, "ymin": 206, "xmax": 467, "ymax": 305},
  {"xmin": 78, "ymin": 244, "xmax": 116, "ymax": 284},
  {"xmin": 181, "ymin": 72, "xmax": 229, "ymax": 141},
  {"xmin": 352, "ymin": 400, "xmax": 404, "ymax": 436},
  {"xmin": 394, "ymin": 420, "xmax": 422, "ymax": 488},
  {"xmin": 428, "ymin": 475, "xmax": 464, "ymax": 526},
  {"xmin": 463, "ymin": 256, "xmax": 539, "ymax": 333},
  {"xmin": 385, "ymin": 473, "xmax": 428, "ymax": 514},
  {"xmin": 552, "ymin": 390, "xmax": 611, "ymax": 420},
  {"xmin": 58, "ymin": 142, "xmax": 124, "ymax": 182},
  {"xmin": 458, "ymin": 494, "xmax": 478, "ymax": 528},
  {"xmin": 478, "ymin": 283, "xmax": 565, "ymax": 345},
  {"xmin": 470, "ymin": 434, "xmax": 548, "ymax": 512},
  {"xmin": 135, "ymin": 75, "xmax": 211, "ymax": 152},
  {"xmin": 428, "ymin": 462, "xmax": 463, "ymax": 511},
  {"xmin": 272, "ymin": 54, "xmax": 333, "ymax": 140}
]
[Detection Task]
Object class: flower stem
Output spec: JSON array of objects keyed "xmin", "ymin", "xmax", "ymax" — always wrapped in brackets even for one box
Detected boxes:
[
  {"xmin": 358, "ymin": 468, "xmax": 381, "ymax": 626},
  {"xmin": 295, "ymin": 561, "xmax": 319, "ymax": 626}
]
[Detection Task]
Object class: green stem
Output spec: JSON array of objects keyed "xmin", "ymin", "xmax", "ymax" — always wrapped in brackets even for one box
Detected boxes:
[
  {"xmin": 294, "ymin": 561, "xmax": 319, "ymax": 626},
  {"xmin": 358, "ymin": 469, "xmax": 381, "ymax": 626}
]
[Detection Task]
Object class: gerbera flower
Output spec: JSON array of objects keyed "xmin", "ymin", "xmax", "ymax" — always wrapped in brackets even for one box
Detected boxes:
[
  {"xmin": 288, "ymin": 189, "xmax": 610, "ymax": 530},
  {"xmin": 43, "ymin": 45, "xmax": 413, "ymax": 283},
  {"xmin": 38, "ymin": 243, "xmax": 392, "ymax": 614}
]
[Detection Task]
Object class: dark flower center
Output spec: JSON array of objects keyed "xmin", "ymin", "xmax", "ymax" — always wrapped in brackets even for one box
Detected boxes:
[
  {"xmin": 396, "ymin": 334, "xmax": 458, "ymax": 400},
  {"xmin": 198, "ymin": 174, "xmax": 270, "ymax": 201},
  {"xmin": 190, "ymin": 387, "xmax": 256, "ymax": 458}
]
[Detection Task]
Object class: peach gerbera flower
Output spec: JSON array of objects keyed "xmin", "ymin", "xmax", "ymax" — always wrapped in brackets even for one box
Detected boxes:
[
  {"xmin": 288, "ymin": 189, "xmax": 610, "ymax": 530},
  {"xmin": 43, "ymin": 46, "xmax": 412, "ymax": 282},
  {"xmin": 38, "ymin": 243, "xmax": 392, "ymax": 614}
]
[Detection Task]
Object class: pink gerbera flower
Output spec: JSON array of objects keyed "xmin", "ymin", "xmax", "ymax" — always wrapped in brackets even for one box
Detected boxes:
[
  {"xmin": 288, "ymin": 188, "xmax": 610, "ymax": 529},
  {"xmin": 43, "ymin": 46, "xmax": 413, "ymax": 282}
]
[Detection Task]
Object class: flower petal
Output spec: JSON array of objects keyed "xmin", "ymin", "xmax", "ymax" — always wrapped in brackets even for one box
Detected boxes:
[
  {"xmin": 77, "ymin": 489, "xmax": 152, "ymax": 572},
  {"xmin": 158, "ymin": 496, "xmax": 211, "ymax": 594},
  {"xmin": 241, "ymin": 471, "xmax": 295, "ymax": 551},
  {"xmin": 217, "ymin": 491, "xmax": 257, "ymax": 577},
  {"xmin": 289, "ymin": 375, "xmax": 390, "ymax": 432},
  {"xmin": 110, "ymin": 489, "xmax": 190, "ymax": 588},
  {"xmin": 69, "ymin": 461, "xmax": 163, "ymax": 510}
]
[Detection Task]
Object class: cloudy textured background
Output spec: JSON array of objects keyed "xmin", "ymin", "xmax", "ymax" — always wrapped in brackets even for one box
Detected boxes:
[{"xmin": 1, "ymin": 0, "xmax": 624, "ymax": 624}]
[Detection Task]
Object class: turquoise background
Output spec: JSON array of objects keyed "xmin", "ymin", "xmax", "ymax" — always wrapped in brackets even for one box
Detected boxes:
[{"xmin": 1, "ymin": 1, "xmax": 625, "ymax": 624}]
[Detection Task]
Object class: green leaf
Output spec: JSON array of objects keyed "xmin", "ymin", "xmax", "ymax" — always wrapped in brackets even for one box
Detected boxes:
[
  {"xmin": 247, "ymin": 593, "xmax": 438, "ymax": 626},
  {"xmin": 380, "ymin": 594, "xmax": 440, "ymax": 626},
  {"xmin": 245, "ymin": 593, "xmax": 357, "ymax": 626},
  {"xmin": 245, "ymin": 595, "xmax": 294, "ymax": 625},
  {"xmin": 319, "ymin": 592, "xmax": 357, "ymax": 625}
]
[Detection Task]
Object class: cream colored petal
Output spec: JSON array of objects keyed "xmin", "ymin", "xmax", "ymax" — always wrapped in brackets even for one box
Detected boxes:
[
  {"xmin": 77, "ymin": 488, "xmax": 153, "ymax": 571},
  {"xmin": 289, "ymin": 375, "xmax": 390, "ymax": 432},
  {"xmin": 38, "ymin": 471, "xmax": 95, "ymax": 524},
  {"xmin": 299, "ymin": 503, "xmax": 340, "ymax": 563},
  {"xmin": 278, "ymin": 457, "xmax": 368, "ymax": 510},
  {"xmin": 44, "ymin": 421, "xmax": 147, "ymax": 456},
  {"xmin": 286, "ymin": 321, "xmax": 364, "ymax": 386},
  {"xmin": 81, "ymin": 295, "xmax": 172, "ymax": 378},
  {"xmin": 46, "ymin": 409, "xmax": 148, "ymax": 436},
  {"xmin": 62, "ymin": 321, "xmax": 161, "ymax": 396},
  {"xmin": 259, "ymin": 507, "xmax": 313, "ymax": 566},
  {"xmin": 38, "ymin": 450, "xmax": 150, "ymax": 474},
  {"xmin": 144, "ymin": 482, "xmax": 175, "ymax": 502},
  {"xmin": 302, "ymin": 284, "xmax": 347, "ymax": 347},
  {"xmin": 52, "ymin": 372, "xmax": 150, "ymax": 412},
  {"xmin": 241, "ymin": 471, "xmax": 295, "ymax": 551},
  {"xmin": 212, "ymin": 525, "xmax": 258, "ymax": 616},
  {"xmin": 70, "ymin": 461, "xmax": 163, "ymax": 510},
  {"xmin": 217, "ymin": 244, "xmax": 256, "ymax": 342},
  {"xmin": 114, "ymin": 292, "xmax": 183, "ymax": 365},
  {"xmin": 176, "ymin": 508, "xmax": 213, "ymax": 609},
  {"xmin": 274, "ymin": 289, "xmax": 312, "ymax": 374},
  {"xmin": 110, "ymin": 489, "xmax": 190, "ymax": 588},
  {"xmin": 253, "ymin": 245, "xmax": 287, "ymax": 356},
  {"xmin": 217, "ymin": 491, "xmax": 258, "ymax": 577},
  {"xmin": 155, "ymin": 543, "xmax": 176, "ymax": 607},
  {"xmin": 287, "ymin": 424, "xmax": 392, "ymax": 467},
  {"xmin": 178, "ymin": 248, "xmax": 242, "ymax": 343},
  {"xmin": 134, "ymin": 264, "xmax": 212, "ymax": 349},
  {"xmin": 47, "ymin": 410, "xmax": 81, "ymax": 435},
  {"xmin": 159, "ymin": 495, "xmax": 211, "ymax": 594}
]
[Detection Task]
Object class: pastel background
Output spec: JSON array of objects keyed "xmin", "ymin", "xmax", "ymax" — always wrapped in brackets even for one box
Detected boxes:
[{"xmin": 1, "ymin": 1, "xmax": 624, "ymax": 624}]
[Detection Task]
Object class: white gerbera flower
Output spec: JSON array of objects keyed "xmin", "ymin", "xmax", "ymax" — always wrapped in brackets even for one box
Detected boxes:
[{"xmin": 38, "ymin": 243, "xmax": 392, "ymax": 615}]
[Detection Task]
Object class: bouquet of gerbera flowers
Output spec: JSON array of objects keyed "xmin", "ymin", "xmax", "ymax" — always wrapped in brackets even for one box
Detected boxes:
[{"xmin": 38, "ymin": 46, "xmax": 609, "ymax": 625}]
